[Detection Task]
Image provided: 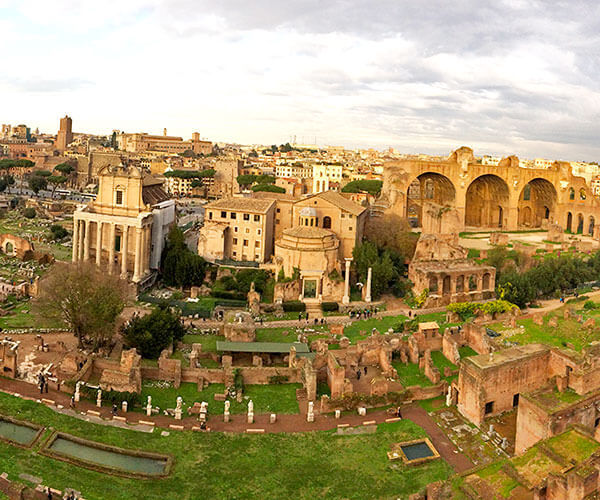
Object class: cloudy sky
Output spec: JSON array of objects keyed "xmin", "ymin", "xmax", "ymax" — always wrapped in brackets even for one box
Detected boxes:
[{"xmin": 1, "ymin": 0, "xmax": 599, "ymax": 160}]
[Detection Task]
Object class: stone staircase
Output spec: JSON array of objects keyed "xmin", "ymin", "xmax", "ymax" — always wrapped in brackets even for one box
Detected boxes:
[{"xmin": 305, "ymin": 301, "xmax": 323, "ymax": 319}]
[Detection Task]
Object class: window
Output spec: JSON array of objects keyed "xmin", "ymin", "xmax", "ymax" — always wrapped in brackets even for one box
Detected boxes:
[
  {"xmin": 323, "ymin": 216, "xmax": 332, "ymax": 229},
  {"xmin": 254, "ymin": 215, "xmax": 260, "ymax": 222},
  {"xmin": 255, "ymin": 254, "xmax": 259, "ymax": 259},
  {"xmin": 115, "ymin": 235, "xmax": 121, "ymax": 252},
  {"xmin": 349, "ymin": 227, "xmax": 353, "ymax": 231},
  {"xmin": 115, "ymin": 190, "xmax": 124, "ymax": 205},
  {"xmin": 276, "ymin": 208, "xmax": 280, "ymax": 213},
  {"xmin": 233, "ymin": 251, "xmax": 237, "ymax": 257},
  {"xmin": 341, "ymin": 213, "xmax": 345, "ymax": 218},
  {"xmin": 255, "ymin": 241, "xmax": 260, "ymax": 247},
  {"xmin": 243, "ymin": 240, "xmax": 248, "ymax": 246},
  {"xmin": 513, "ymin": 394, "xmax": 520, "ymax": 407},
  {"xmin": 221, "ymin": 211, "xmax": 226, "ymax": 218},
  {"xmin": 276, "ymin": 219, "xmax": 280, "ymax": 224},
  {"xmin": 233, "ymin": 238, "xmax": 238, "ymax": 245},
  {"xmin": 245, "ymin": 228, "xmax": 250, "ymax": 233},
  {"xmin": 257, "ymin": 229, "xmax": 261, "ymax": 235},
  {"xmin": 243, "ymin": 213, "xmax": 250, "ymax": 221},
  {"xmin": 484, "ymin": 401, "xmax": 494, "ymax": 414},
  {"xmin": 209, "ymin": 212, "xmax": 213, "ymax": 219},
  {"xmin": 234, "ymin": 227, "xmax": 238, "ymax": 232},
  {"xmin": 230, "ymin": 212, "xmax": 236, "ymax": 219}
]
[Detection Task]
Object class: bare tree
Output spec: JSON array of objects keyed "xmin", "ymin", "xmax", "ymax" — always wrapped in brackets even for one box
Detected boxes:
[{"xmin": 34, "ymin": 262, "xmax": 132, "ymax": 351}]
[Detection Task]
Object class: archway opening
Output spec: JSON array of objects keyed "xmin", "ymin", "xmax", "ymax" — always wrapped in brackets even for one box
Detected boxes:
[
  {"xmin": 406, "ymin": 173, "xmax": 456, "ymax": 228},
  {"xmin": 456, "ymin": 275, "xmax": 464, "ymax": 292},
  {"xmin": 428, "ymin": 276, "xmax": 438, "ymax": 293},
  {"xmin": 577, "ymin": 214, "xmax": 584, "ymax": 234},
  {"xmin": 589, "ymin": 216, "xmax": 595, "ymax": 236},
  {"xmin": 4, "ymin": 242, "xmax": 14, "ymax": 255},
  {"xmin": 465, "ymin": 175, "xmax": 509, "ymax": 228},
  {"xmin": 567, "ymin": 212, "xmax": 573, "ymax": 232},
  {"xmin": 323, "ymin": 216, "xmax": 332, "ymax": 229},
  {"xmin": 443, "ymin": 275, "xmax": 451, "ymax": 295},
  {"xmin": 517, "ymin": 178, "xmax": 557, "ymax": 228}
]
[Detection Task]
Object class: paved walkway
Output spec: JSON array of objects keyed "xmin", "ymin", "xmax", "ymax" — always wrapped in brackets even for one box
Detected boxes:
[{"xmin": 402, "ymin": 404, "xmax": 474, "ymax": 473}]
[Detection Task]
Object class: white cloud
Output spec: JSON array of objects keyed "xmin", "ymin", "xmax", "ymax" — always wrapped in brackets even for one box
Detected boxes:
[{"xmin": 1, "ymin": 0, "xmax": 599, "ymax": 159}]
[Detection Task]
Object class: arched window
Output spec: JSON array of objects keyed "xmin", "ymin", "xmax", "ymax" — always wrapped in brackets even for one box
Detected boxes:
[
  {"xmin": 523, "ymin": 184, "xmax": 531, "ymax": 201},
  {"xmin": 580, "ymin": 189, "xmax": 586, "ymax": 200},
  {"xmin": 482, "ymin": 273, "xmax": 491, "ymax": 290},
  {"xmin": 456, "ymin": 275, "xmax": 464, "ymax": 292},
  {"xmin": 569, "ymin": 188, "xmax": 575, "ymax": 200},
  {"xmin": 469, "ymin": 275, "xmax": 477, "ymax": 291},
  {"xmin": 323, "ymin": 216, "xmax": 332, "ymax": 229}
]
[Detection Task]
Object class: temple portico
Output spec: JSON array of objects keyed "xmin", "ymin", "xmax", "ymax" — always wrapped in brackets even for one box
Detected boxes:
[{"xmin": 72, "ymin": 163, "xmax": 175, "ymax": 285}]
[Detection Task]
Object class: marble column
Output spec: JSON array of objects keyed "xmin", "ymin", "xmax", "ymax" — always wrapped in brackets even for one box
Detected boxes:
[
  {"xmin": 78, "ymin": 220, "xmax": 85, "ymax": 262},
  {"xmin": 133, "ymin": 227, "xmax": 142, "ymax": 282},
  {"xmin": 108, "ymin": 223, "xmax": 116, "ymax": 274},
  {"xmin": 143, "ymin": 225, "xmax": 151, "ymax": 274},
  {"xmin": 342, "ymin": 258, "xmax": 351, "ymax": 305},
  {"xmin": 72, "ymin": 219, "xmax": 80, "ymax": 262},
  {"xmin": 120, "ymin": 225, "xmax": 129, "ymax": 278},
  {"xmin": 365, "ymin": 267, "xmax": 372, "ymax": 303},
  {"xmin": 83, "ymin": 220, "xmax": 91, "ymax": 261},
  {"xmin": 95, "ymin": 221, "xmax": 103, "ymax": 266}
]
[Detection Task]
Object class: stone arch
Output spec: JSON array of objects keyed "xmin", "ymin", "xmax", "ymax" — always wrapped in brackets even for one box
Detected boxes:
[
  {"xmin": 468, "ymin": 275, "xmax": 477, "ymax": 291},
  {"xmin": 566, "ymin": 212, "xmax": 573, "ymax": 232},
  {"xmin": 589, "ymin": 216, "xmax": 595, "ymax": 236},
  {"xmin": 569, "ymin": 187, "xmax": 575, "ymax": 201},
  {"xmin": 443, "ymin": 275, "xmax": 451, "ymax": 295},
  {"xmin": 428, "ymin": 275, "xmax": 438, "ymax": 293},
  {"xmin": 482, "ymin": 273, "xmax": 491, "ymax": 290},
  {"xmin": 577, "ymin": 213, "xmax": 584, "ymax": 234},
  {"xmin": 4, "ymin": 242, "xmax": 14, "ymax": 256},
  {"xmin": 517, "ymin": 178, "xmax": 557, "ymax": 228},
  {"xmin": 465, "ymin": 175, "xmax": 509, "ymax": 228},
  {"xmin": 580, "ymin": 188, "xmax": 587, "ymax": 200},
  {"xmin": 406, "ymin": 172, "xmax": 456, "ymax": 228}
]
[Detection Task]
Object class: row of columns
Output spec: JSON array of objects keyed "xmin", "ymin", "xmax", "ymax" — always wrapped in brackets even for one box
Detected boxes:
[
  {"xmin": 342, "ymin": 258, "xmax": 372, "ymax": 304},
  {"xmin": 72, "ymin": 218, "xmax": 151, "ymax": 282},
  {"xmin": 429, "ymin": 272, "xmax": 494, "ymax": 296}
]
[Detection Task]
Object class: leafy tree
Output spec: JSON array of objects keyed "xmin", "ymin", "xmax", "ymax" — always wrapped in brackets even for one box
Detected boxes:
[
  {"xmin": 55, "ymin": 162, "xmax": 76, "ymax": 176},
  {"xmin": 364, "ymin": 214, "xmax": 418, "ymax": 262},
  {"xmin": 164, "ymin": 169, "xmax": 215, "ymax": 179},
  {"xmin": 48, "ymin": 175, "xmax": 67, "ymax": 198},
  {"xmin": 28, "ymin": 175, "xmax": 47, "ymax": 194},
  {"xmin": 341, "ymin": 180, "xmax": 383, "ymax": 196},
  {"xmin": 34, "ymin": 263, "xmax": 130, "ymax": 351},
  {"xmin": 22, "ymin": 207, "xmax": 36, "ymax": 218},
  {"xmin": 33, "ymin": 169, "xmax": 52, "ymax": 177},
  {"xmin": 252, "ymin": 184, "xmax": 285, "ymax": 193},
  {"xmin": 161, "ymin": 226, "xmax": 207, "ymax": 287},
  {"xmin": 49, "ymin": 224, "xmax": 69, "ymax": 240},
  {"xmin": 215, "ymin": 269, "xmax": 270, "ymax": 295},
  {"xmin": 122, "ymin": 303, "xmax": 186, "ymax": 359},
  {"xmin": 237, "ymin": 174, "xmax": 258, "ymax": 187},
  {"xmin": 352, "ymin": 241, "xmax": 408, "ymax": 299}
]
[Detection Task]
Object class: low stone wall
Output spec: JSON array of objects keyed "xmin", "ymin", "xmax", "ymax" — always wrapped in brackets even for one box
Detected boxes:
[
  {"xmin": 181, "ymin": 368, "xmax": 223, "ymax": 384},
  {"xmin": 238, "ymin": 367, "xmax": 300, "ymax": 385},
  {"xmin": 406, "ymin": 381, "xmax": 447, "ymax": 400}
]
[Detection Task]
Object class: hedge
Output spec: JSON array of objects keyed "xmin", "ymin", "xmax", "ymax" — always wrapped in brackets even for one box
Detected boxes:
[
  {"xmin": 282, "ymin": 301, "xmax": 306, "ymax": 312},
  {"xmin": 321, "ymin": 302, "xmax": 339, "ymax": 312}
]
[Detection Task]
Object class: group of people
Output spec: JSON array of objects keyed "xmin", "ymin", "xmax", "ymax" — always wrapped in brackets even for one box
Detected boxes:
[
  {"xmin": 348, "ymin": 308, "xmax": 378, "ymax": 320},
  {"xmin": 356, "ymin": 366, "xmax": 368, "ymax": 380},
  {"xmin": 38, "ymin": 373, "xmax": 49, "ymax": 394}
]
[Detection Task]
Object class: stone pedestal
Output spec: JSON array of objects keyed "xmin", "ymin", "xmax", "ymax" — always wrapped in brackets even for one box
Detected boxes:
[
  {"xmin": 335, "ymin": 409, "xmax": 341, "ymax": 419},
  {"xmin": 270, "ymin": 414, "xmax": 277, "ymax": 424},
  {"xmin": 358, "ymin": 407, "xmax": 366, "ymax": 416},
  {"xmin": 247, "ymin": 413, "xmax": 254, "ymax": 424},
  {"xmin": 122, "ymin": 401, "xmax": 128, "ymax": 413},
  {"xmin": 224, "ymin": 412, "xmax": 230, "ymax": 423}
]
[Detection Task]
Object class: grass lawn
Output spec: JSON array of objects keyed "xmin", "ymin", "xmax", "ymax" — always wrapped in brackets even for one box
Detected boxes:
[
  {"xmin": 458, "ymin": 346, "xmax": 478, "ymax": 358},
  {"xmin": 181, "ymin": 334, "xmax": 222, "ymax": 352},
  {"xmin": 0, "ymin": 391, "xmax": 452, "ymax": 500},
  {"xmin": 344, "ymin": 314, "xmax": 407, "ymax": 343},
  {"xmin": 140, "ymin": 382, "xmax": 301, "ymax": 415},
  {"xmin": 430, "ymin": 351, "xmax": 457, "ymax": 383},
  {"xmin": 392, "ymin": 361, "xmax": 433, "ymax": 388},
  {"xmin": 491, "ymin": 308, "xmax": 600, "ymax": 352},
  {"xmin": 0, "ymin": 301, "xmax": 66, "ymax": 330},
  {"xmin": 255, "ymin": 326, "xmax": 329, "ymax": 343}
]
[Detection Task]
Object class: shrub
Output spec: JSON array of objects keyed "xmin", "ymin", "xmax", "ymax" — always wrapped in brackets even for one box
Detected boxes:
[
  {"xmin": 321, "ymin": 302, "xmax": 339, "ymax": 312},
  {"xmin": 282, "ymin": 301, "xmax": 306, "ymax": 312},
  {"xmin": 583, "ymin": 300, "xmax": 598, "ymax": 310},
  {"xmin": 23, "ymin": 207, "xmax": 36, "ymax": 219},
  {"xmin": 49, "ymin": 224, "xmax": 68, "ymax": 240},
  {"xmin": 210, "ymin": 289, "xmax": 247, "ymax": 301},
  {"xmin": 446, "ymin": 299, "xmax": 518, "ymax": 320}
]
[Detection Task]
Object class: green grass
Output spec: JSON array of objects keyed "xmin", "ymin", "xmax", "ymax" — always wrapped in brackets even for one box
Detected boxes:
[
  {"xmin": 458, "ymin": 346, "xmax": 478, "ymax": 358},
  {"xmin": 181, "ymin": 334, "xmax": 222, "ymax": 352},
  {"xmin": 0, "ymin": 301, "xmax": 66, "ymax": 329},
  {"xmin": 344, "ymin": 314, "xmax": 407, "ymax": 343},
  {"xmin": 430, "ymin": 351, "xmax": 457, "ymax": 383},
  {"xmin": 140, "ymin": 382, "xmax": 301, "ymax": 415},
  {"xmin": 0, "ymin": 391, "xmax": 452, "ymax": 500},
  {"xmin": 392, "ymin": 361, "xmax": 433, "ymax": 387},
  {"xmin": 255, "ymin": 326, "xmax": 329, "ymax": 343},
  {"xmin": 418, "ymin": 396, "xmax": 445, "ymax": 413}
]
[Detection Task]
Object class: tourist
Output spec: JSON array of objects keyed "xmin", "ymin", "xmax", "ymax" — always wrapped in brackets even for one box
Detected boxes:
[
  {"xmin": 200, "ymin": 420, "xmax": 207, "ymax": 430},
  {"xmin": 298, "ymin": 313, "xmax": 302, "ymax": 322},
  {"xmin": 112, "ymin": 403, "xmax": 118, "ymax": 416},
  {"xmin": 396, "ymin": 407, "xmax": 402, "ymax": 419},
  {"xmin": 46, "ymin": 488, "xmax": 52, "ymax": 499},
  {"xmin": 364, "ymin": 366, "xmax": 367, "ymax": 375},
  {"xmin": 356, "ymin": 370, "xmax": 361, "ymax": 380},
  {"xmin": 70, "ymin": 395, "xmax": 75, "ymax": 409}
]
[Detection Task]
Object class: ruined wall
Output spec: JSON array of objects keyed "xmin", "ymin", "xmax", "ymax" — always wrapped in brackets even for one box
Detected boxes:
[
  {"xmin": 514, "ymin": 395, "xmax": 551, "ymax": 454},
  {"xmin": 327, "ymin": 352, "xmax": 347, "ymax": 399},
  {"xmin": 461, "ymin": 323, "xmax": 492, "ymax": 355},
  {"xmin": 442, "ymin": 333, "xmax": 460, "ymax": 365}
]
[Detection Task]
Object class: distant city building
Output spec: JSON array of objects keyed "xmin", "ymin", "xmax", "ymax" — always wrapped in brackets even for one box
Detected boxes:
[
  {"xmin": 118, "ymin": 130, "xmax": 212, "ymax": 156},
  {"xmin": 56, "ymin": 115, "xmax": 73, "ymax": 152}
]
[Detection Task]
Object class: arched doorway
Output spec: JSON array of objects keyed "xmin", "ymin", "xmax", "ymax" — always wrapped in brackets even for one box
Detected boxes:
[
  {"xmin": 428, "ymin": 276, "xmax": 438, "ymax": 293},
  {"xmin": 465, "ymin": 175, "xmax": 509, "ymax": 228},
  {"xmin": 517, "ymin": 178, "xmax": 557, "ymax": 228},
  {"xmin": 406, "ymin": 173, "xmax": 456, "ymax": 228},
  {"xmin": 482, "ymin": 273, "xmax": 491, "ymax": 290},
  {"xmin": 443, "ymin": 275, "xmax": 451, "ymax": 295},
  {"xmin": 456, "ymin": 275, "xmax": 464, "ymax": 292},
  {"xmin": 577, "ymin": 214, "xmax": 584, "ymax": 234},
  {"xmin": 566, "ymin": 212, "xmax": 573, "ymax": 232},
  {"xmin": 322, "ymin": 216, "xmax": 332, "ymax": 229},
  {"xmin": 589, "ymin": 216, "xmax": 595, "ymax": 236}
]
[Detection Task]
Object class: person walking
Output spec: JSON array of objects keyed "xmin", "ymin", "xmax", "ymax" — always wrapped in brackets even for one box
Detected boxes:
[
  {"xmin": 364, "ymin": 366, "xmax": 367, "ymax": 375},
  {"xmin": 356, "ymin": 370, "xmax": 361, "ymax": 380}
]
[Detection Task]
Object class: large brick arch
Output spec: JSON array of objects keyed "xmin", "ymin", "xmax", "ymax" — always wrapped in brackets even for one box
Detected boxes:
[
  {"xmin": 381, "ymin": 148, "xmax": 600, "ymax": 234},
  {"xmin": 406, "ymin": 172, "xmax": 456, "ymax": 227}
]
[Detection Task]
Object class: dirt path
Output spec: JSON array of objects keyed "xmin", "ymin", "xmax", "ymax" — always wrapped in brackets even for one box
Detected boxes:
[{"xmin": 401, "ymin": 405, "xmax": 474, "ymax": 473}]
